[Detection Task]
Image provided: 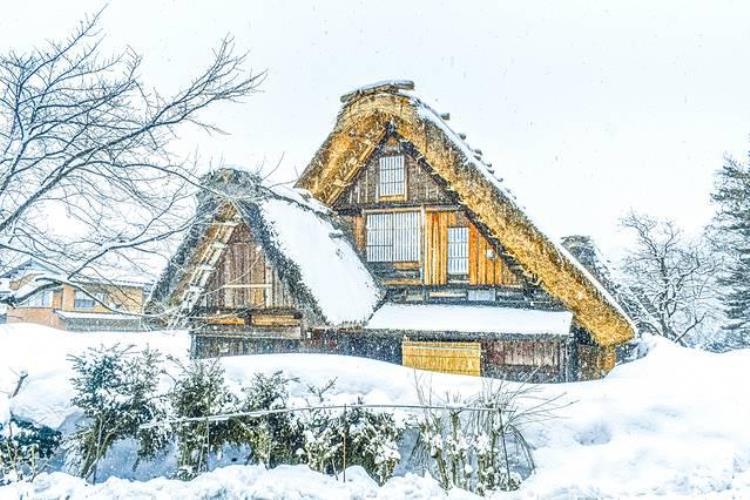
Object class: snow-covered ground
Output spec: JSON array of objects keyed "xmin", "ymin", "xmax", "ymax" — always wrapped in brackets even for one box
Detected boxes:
[{"xmin": 1, "ymin": 323, "xmax": 750, "ymax": 498}]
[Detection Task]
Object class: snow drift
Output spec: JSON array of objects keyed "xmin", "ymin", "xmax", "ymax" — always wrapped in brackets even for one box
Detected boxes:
[{"xmin": 1, "ymin": 323, "xmax": 750, "ymax": 497}]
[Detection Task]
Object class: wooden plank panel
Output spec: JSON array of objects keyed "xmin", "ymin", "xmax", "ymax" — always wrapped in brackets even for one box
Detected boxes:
[
  {"xmin": 402, "ymin": 340, "xmax": 481, "ymax": 376},
  {"xmin": 464, "ymin": 218, "xmax": 522, "ymax": 286},
  {"xmin": 433, "ymin": 212, "xmax": 441, "ymax": 284},
  {"xmin": 468, "ymin": 224, "xmax": 479, "ymax": 285},
  {"xmin": 251, "ymin": 314, "xmax": 301, "ymax": 327},
  {"xmin": 424, "ymin": 212, "xmax": 436, "ymax": 285},
  {"xmin": 205, "ymin": 315, "xmax": 245, "ymax": 326},
  {"xmin": 438, "ymin": 212, "xmax": 448, "ymax": 284},
  {"xmin": 353, "ymin": 215, "xmax": 366, "ymax": 252}
]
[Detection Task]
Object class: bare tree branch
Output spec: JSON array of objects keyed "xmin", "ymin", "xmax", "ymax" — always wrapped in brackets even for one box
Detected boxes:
[
  {"xmin": 0, "ymin": 10, "xmax": 263, "ymax": 313},
  {"xmin": 620, "ymin": 212, "xmax": 718, "ymax": 346}
]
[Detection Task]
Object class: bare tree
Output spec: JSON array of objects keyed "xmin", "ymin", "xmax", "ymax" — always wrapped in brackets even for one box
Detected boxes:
[
  {"xmin": 620, "ymin": 212, "xmax": 717, "ymax": 346},
  {"xmin": 0, "ymin": 10, "xmax": 262, "ymax": 309}
]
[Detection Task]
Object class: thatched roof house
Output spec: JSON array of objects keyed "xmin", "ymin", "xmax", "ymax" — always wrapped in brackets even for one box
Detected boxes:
[
  {"xmin": 297, "ymin": 81, "xmax": 635, "ymax": 349},
  {"xmin": 152, "ymin": 81, "xmax": 637, "ymax": 381}
]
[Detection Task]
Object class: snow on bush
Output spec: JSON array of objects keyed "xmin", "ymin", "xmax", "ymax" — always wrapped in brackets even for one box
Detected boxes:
[
  {"xmin": 0, "ymin": 418, "xmax": 61, "ymax": 485},
  {"xmin": 67, "ymin": 345, "xmax": 165, "ymax": 481},
  {"xmin": 299, "ymin": 379, "xmax": 403, "ymax": 484}
]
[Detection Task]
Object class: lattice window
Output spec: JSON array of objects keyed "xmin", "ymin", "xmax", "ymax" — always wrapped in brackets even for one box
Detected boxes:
[
  {"xmin": 366, "ymin": 211, "xmax": 420, "ymax": 262},
  {"xmin": 447, "ymin": 226, "xmax": 469, "ymax": 276},
  {"xmin": 378, "ymin": 155, "xmax": 405, "ymax": 197}
]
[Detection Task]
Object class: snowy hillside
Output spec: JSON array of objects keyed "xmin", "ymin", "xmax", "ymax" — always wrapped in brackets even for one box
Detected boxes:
[{"xmin": 1, "ymin": 324, "xmax": 750, "ymax": 498}]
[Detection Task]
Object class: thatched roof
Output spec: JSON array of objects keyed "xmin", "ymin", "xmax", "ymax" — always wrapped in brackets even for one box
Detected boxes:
[
  {"xmin": 562, "ymin": 235, "xmax": 655, "ymax": 337},
  {"xmin": 296, "ymin": 81, "xmax": 635, "ymax": 347},
  {"xmin": 148, "ymin": 169, "xmax": 382, "ymax": 326}
]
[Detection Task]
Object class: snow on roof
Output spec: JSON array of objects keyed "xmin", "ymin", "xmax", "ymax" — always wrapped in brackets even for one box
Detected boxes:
[
  {"xmin": 340, "ymin": 80, "xmax": 415, "ymax": 102},
  {"xmin": 13, "ymin": 279, "xmax": 62, "ymax": 301},
  {"xmin": 55, "ymin": 310, "xmax": 141, "ymax": 321},
  {"xmin": 257, "ymin": 195, "xmax": 381, "ymax": 326},
  {"xmin": 366, "ymin": 303, "xmax": 573, "ymax": 336}
]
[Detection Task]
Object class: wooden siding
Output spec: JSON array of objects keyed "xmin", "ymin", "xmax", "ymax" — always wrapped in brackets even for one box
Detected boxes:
[
  {"xmin": 484, "ymin": 339, "xmax": 561, "ymax": 367},
  {"xmin": 425, "ymin": 210, "xmax": 520, "ymax": 287},
  {"xmin": 402, "ymin": 339, "xmax": 481, "ymax": 376},
  {"xmin": 468, "ymin": 224, "xmax": 519, "ymax": 286},
  {"xmin": 203, "ymin": 224, "xmax": 296, "ymax": 310},
  {"xmin": 333, "ymin": 140, "xmax": 452, "ymax": 208},
  {"xmin": 482, "ymin": 338, "xmax": 566, "ymax": 382}
]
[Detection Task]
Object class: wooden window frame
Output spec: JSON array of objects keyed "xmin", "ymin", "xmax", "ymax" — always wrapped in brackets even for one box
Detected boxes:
[
  {"xmin": 377, "ymin": 155, "xmax": 407, "ymax": 201},
  {"xmin": 366, "ymin": 210, "xmax": 420, "ymax": 263},
  {"xmin": 447, "ymin": 226, "xmax": 469, "ymax": 277}
]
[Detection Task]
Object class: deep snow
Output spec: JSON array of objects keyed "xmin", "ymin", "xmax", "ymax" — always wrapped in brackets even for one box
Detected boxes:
[{"xmin": 1, "ymin": 323, "xmax": 749, "ymax": 498}]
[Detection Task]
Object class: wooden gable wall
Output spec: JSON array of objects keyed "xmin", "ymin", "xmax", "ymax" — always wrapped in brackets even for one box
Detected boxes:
[
  {"xmin": 202, "ymin": 223, "xmax": 296, "ymax": 311},
  {"xmin": 333, "ymin": 136, "xmax": 453, "ymax": 209},
  {"xmin": 424, "ymin": 210, "xmax": 519, "ymax": 286},
  {"xmin": 332, "ymin": 134, "xmax": 524, "ymax": 288}
]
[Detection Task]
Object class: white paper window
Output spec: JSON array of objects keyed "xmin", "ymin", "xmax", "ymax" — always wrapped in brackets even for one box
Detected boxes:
[
  {"xmin": 378, "ymin": 155, "xmax": 405, "ymax": 197},
  {"xmin": 447, "ymin": 227, "xmax": 469, "ymax": 276},
  {"xmin": 366, "ymin": 211, "xmax": 420, "ymax": 262}
]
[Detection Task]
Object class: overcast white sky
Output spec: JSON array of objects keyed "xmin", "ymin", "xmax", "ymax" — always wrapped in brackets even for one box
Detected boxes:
[{"xmin": 3, "ymin": 1, "xmax": 750, "ymax": 258}]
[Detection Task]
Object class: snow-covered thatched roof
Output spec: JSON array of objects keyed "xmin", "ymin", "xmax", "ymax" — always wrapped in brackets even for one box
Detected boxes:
[
  {"xmin": 296, "ymin": 81, "xmax": 635, "ymax": 347},
  {"xmin": 148, "ymin": 169, "xmax": 382, "ymax": 326}
]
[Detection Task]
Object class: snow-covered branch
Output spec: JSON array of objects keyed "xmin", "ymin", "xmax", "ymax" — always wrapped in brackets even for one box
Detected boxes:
[{"xmin": 0, "ymin": 9, "xmax": 262, "ymax": 307}]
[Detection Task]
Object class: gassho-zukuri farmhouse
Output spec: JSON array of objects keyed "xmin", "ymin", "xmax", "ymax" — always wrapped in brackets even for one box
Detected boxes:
[{"xmin": 147, "ymin": 81, "xmax": 639, "ymax": 382}]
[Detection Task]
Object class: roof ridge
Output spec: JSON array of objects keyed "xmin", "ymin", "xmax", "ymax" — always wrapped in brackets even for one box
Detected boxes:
[{"xmin": 340, "ymin": 80, "xmax": 415, "ymax": 103}]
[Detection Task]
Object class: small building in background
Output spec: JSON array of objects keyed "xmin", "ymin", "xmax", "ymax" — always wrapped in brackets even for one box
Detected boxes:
[{"xmin": 2, "ymin": 259, "xmax": 148, "ymax": 331}]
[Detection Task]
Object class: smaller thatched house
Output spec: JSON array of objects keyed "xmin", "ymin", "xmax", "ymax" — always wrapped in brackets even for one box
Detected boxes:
[{"xmin": 147, "ymin": 169, "xmax": 383, "ymax": 355}]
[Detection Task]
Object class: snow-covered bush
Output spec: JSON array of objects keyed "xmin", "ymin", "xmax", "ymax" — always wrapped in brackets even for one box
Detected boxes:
[
  {"xmin": 299, "ymin": 379, "xmax": 403, "ymax": 484},
  {"xmin": 237, "ymin": 371, "xmax": 304, "ymax": 467},
  {"xmin": 412, "ymin": 381, "xmax": 542, "ymax": 494},
  {"xmin": 0, "ymin": 418, "xmax": 61, "ymax": 485},
  {"xmin": 344, "ymin": 401, "xmax": 403, "ymax": 483},
  {"xmin": 68, "ymin": 345, "xmax": 164, "ymax": 482},
  {"xmin": 168, "ymin": 358, "xmax": 241, "ymax": 480}
]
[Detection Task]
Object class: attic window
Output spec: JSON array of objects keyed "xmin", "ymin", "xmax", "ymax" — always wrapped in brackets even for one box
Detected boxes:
[
  {"xmin": 378, "ymin": 155, "xmax": 405, "ymax": 198},
  {"xmin": 366, "ymin": 211, "xmax": 419, "ymax": 262}
]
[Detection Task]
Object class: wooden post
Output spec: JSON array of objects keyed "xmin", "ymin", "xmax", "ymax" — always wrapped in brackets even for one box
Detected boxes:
[
  {"xmin": 498, "ymin": 409, "xmax": 511, "ymax": 482},
  {"xmin": 342, "ymin": 404, "xmax": 347, "ymax": 482}
]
